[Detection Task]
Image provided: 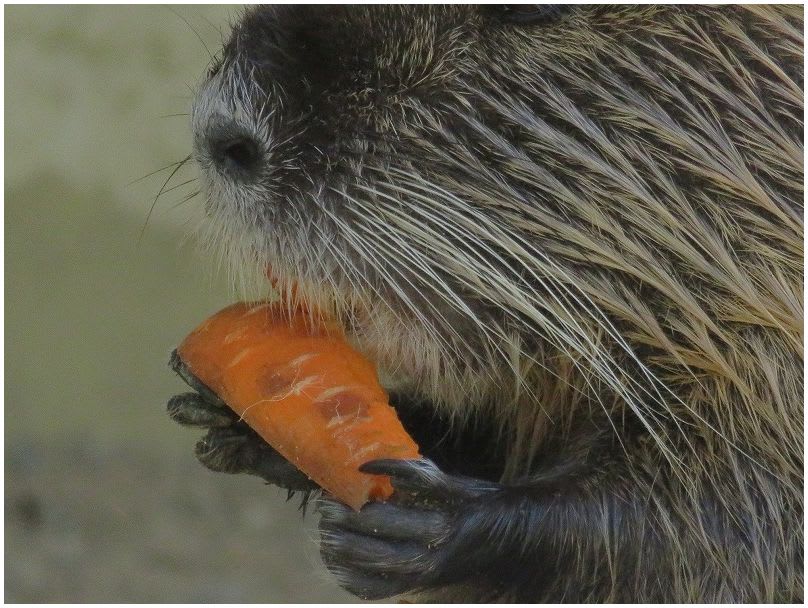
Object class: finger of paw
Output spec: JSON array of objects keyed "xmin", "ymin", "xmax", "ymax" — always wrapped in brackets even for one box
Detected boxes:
[
  {"xmin": 194, "ymin": 428, "xmax": 254, "ymax": 474},
  {"xmin": 319, "ymin": 526, "xmax": 434, "ymax": 577},
  {"xmin": 359, "ymin": 458, "xmax": 447, "ymax": 495},
  {"xmin": 326, "ymin": 565, "xmax": 418, "ymax": 601},
  {"xmin": 328, "ymin": 564, "xmax": 417, "ymax": 600},
  {"xmin": 253, "ymin": 454, "xmax": 318, "ymax": 491},
  {"xmin": 318, "ymin": 498, "xmax": 451, "ymax": 544},
  {"xmin": 360, "ymin": 458, "xmax": 441, "ymax": 482},
  {"xmin": 167, "ymin": 392, "xmax": 236, "ymax": 428},
  {"xmin": 169, "ymin": 350, "xmax": 227, "ymax": 407},
  {"xmin": 361, "ymin": 459, "xmax": 501, "ymax": 501}
]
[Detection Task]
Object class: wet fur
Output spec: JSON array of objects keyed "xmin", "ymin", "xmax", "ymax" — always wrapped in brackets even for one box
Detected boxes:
[{"xmin": 189, "ymin": 5, "xmax": 803, "ymax": 602}]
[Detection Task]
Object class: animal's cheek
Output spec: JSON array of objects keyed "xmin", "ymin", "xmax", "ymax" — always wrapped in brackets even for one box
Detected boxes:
[{"xmin": 316, "ymin": 497, "xmax": 452, "ymax": 599}]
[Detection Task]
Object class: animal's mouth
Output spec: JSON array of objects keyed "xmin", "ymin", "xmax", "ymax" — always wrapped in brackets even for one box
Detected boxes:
[
  {"xmin": 264, "ymin": 264, "xmax": 292, "ymax": 300},
  {"xmin": 191, "ymin": 74, "xmax": 500, "ymax": 410},
  {"xmin": 264, "ymin": 262, "xmax": 367, "ymax": 340}
]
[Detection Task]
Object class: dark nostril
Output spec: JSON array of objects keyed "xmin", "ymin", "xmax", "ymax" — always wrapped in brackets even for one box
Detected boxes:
[
  {"xmin": 221, "ymin": 138, "xmax": 259, "ymax": 168},
  {"xmin": 208, "ymin": 125, "xmax": 262, "ymax": 177}
]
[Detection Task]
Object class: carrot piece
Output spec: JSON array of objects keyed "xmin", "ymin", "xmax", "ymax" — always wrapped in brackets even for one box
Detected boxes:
[{"xmin": 177, "ymin": 302, "xmax": 420, "ymax": 510}]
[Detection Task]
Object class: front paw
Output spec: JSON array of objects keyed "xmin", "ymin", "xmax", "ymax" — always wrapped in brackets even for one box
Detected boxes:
[
  {"xmin": 167, "ymin": 351, "xmax": 317, "ymax": 494},
  {"xmin": 317, "ymin": 458, "xmax": 501, "ymax": 600}
]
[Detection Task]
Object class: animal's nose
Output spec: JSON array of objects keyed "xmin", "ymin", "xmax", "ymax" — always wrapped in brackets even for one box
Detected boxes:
[{"xmin": 207, "ymin": 122, "xmax": 262, "ymax": 179}]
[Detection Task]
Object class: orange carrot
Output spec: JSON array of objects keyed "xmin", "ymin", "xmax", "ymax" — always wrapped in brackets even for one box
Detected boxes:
[{"xmin": 177, "ymin": 302, "xmax": 420, "ymax": 510}]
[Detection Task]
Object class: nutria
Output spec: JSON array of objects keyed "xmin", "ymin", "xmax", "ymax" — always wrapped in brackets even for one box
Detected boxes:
[{"xmin": 167, "ymin": 5, "xmax": 803, "ymax": 602}]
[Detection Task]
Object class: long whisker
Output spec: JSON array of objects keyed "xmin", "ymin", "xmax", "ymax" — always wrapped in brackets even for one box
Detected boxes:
[
  {"xmin": 128, "ymin": 156, "xmax": 191, "ymax": 186},
  {"xmin": 139, "ymin": 154, "xmax": 192, "ymax": 241},
  {"xmin": 167, "ymin": 6, "xmax": 215, "ymax": 63}
]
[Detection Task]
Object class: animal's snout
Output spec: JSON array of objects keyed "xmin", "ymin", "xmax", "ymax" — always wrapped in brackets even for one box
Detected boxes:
[{"xmin": 205, "ymin": 121, "xmax": 262, "ymax": 180}]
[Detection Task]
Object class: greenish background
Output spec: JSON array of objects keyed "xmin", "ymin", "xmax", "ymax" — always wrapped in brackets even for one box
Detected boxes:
[{"xmin": 5, "ymin": 5, "xmax": 353, "ymax": 602}]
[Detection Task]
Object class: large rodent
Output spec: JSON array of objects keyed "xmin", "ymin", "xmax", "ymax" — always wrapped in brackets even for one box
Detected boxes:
[{"xmin": 172, "ymin": 5, "xmax": 803, "ymax": 602}]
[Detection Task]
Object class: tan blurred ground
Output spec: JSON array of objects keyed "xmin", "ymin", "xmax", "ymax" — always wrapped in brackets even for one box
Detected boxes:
[{"xmin": 4, "ymin": 5, "xmax": 354, "ymax": 602}]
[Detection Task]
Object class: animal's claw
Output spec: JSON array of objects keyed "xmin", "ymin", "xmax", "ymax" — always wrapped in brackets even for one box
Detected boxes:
[
  {"xmin": 168, "ymin": 349, "xmax": 226, "ymax": 407},
  {"xmin": 360, "ymin": 457, "xmax": 501, "ymax": 501}
]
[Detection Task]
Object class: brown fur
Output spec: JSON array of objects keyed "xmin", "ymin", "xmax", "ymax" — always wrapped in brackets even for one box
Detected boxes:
[{"xmin": 190, "ymin": 5, "xmax": 803, "ymax": 601}]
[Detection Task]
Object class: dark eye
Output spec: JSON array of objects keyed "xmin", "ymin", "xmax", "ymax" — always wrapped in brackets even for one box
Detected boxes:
[{"xmin": 497, "ymin": 5, "xmax": 572, "ymax": 24}]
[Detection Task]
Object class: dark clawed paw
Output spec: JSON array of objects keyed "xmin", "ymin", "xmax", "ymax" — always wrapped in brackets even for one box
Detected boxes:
[
  {"xmin": 317, "ymin": 495, "xmax": 451, "ymax": 599},
  {"xmin": 167, "ymin": 350, "xmax": 317, "ymax": 493},
  {"xmin": 193, "ymin": 424, "xmax": 317, "ymax": 492},
  {"xmin": 317, "ymin": 458, "xmax": 501, "ymax": 599}
]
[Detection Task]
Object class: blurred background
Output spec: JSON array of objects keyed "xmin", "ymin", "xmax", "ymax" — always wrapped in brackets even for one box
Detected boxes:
[{"xmin": 5, "ymin": 5, "xmax": 354, "ymax": 602}]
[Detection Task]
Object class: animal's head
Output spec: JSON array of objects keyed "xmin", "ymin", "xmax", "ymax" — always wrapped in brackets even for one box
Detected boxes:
[{"xmin": 190, "ymin": 5, "xmax": 803, "ymax": 418}]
